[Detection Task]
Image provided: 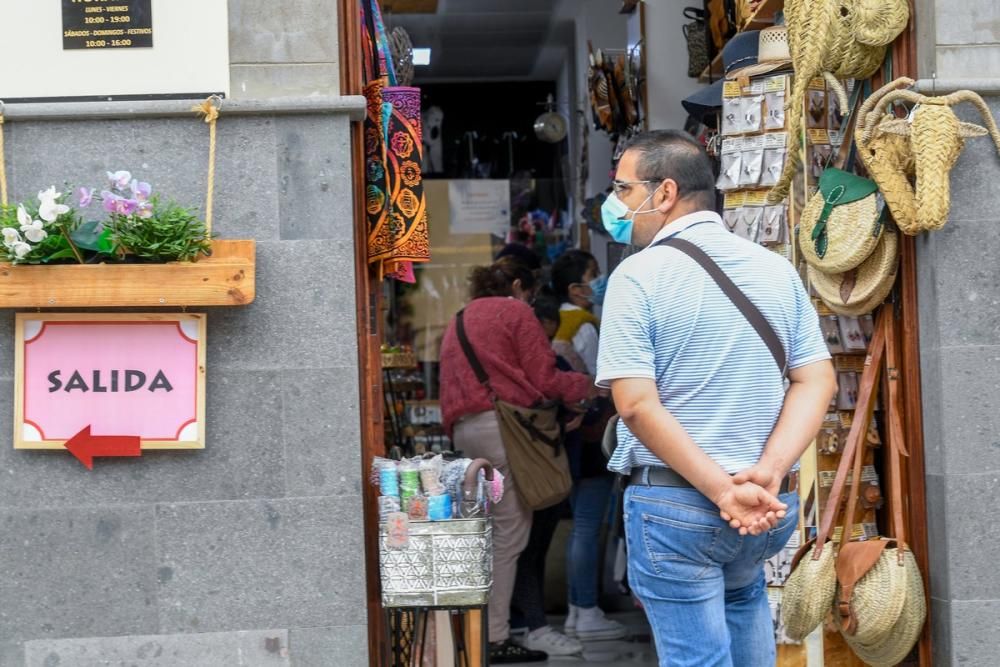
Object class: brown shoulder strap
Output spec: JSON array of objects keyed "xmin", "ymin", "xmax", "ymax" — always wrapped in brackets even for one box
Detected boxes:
[
  {"xmin": 455, "ymin": 310, "xmax": 493, "ymax": 391},
  {"xmin": 653, "ymin": 236, "xmax": 787, "ymax": 375},
  {"xmin": 813, "ymin": 308, "xmax": 887, "ymax": 559}
]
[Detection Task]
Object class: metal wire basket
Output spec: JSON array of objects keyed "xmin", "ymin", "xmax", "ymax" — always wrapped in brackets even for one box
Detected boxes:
[
  {"xmin": 379, "ymin": 517, "xmax": 493, "ymax": 608},
  {"xmin": 379, "ymin": 458, "xmax": 495, "ymax": 608}
]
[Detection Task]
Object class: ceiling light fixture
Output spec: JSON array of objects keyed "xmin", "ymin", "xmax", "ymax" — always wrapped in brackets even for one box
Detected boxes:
[{"xmin": 412, "ymin": 48, "xmax": 432, "ymax": 66}]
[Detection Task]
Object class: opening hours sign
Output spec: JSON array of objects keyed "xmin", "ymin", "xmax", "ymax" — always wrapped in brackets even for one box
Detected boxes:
[{"xmin": 14, "ymin": 313, "xmax": 206, "ymax": 467}]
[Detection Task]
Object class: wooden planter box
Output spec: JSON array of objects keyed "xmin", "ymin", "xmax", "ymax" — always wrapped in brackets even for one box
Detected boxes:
[{"xmin": 0, "ymin": 239, "xmax": 255, "ymax": 308}]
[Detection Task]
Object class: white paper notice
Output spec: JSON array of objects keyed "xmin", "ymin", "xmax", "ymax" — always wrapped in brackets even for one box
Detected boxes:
[{"xmin": 448, "ymin": 180, "xmax": 510, "ymax": 236}]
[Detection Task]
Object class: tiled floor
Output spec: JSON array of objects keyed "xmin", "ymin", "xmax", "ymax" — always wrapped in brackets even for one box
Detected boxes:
[{"xmin": 509, "ymin": 612, "xmax": 659, "ymax": 666}]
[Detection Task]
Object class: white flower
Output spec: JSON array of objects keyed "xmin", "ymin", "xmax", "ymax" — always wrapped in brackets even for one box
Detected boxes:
[
  {"xmin": 37, "ymin": 186, "xmax": 60, "ymax": 204},
  {"xmin": 21, "ymin": 219, "xmax": 47, "ymax": 243},
  {"xmin": 11, "ymin": 242, "xmax": 31, "ymax": 259},
  {"xmin": 2, "ymin": 228, "xmax": 21, "ymax": 247},
  {"xmin": 16, "ymin": 205, "xmax": 31, "ymax": 228},
  {"xmin": 38, "ymin": 198, "xmax": 70, "ymax": 223}
]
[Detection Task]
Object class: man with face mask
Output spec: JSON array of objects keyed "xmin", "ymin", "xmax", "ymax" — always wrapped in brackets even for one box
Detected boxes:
[{"xmin": 595, "ymin": 130, "xmax": 837, "ymax": 666}]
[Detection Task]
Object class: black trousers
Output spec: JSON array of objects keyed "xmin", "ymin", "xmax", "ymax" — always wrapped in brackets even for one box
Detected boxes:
[{"xmin": 509, "ymin": 501, "xmax": 565, "ymax": 631}]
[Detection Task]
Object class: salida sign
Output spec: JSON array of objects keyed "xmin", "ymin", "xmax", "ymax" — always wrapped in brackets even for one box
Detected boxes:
[{"xmin": 14, "ymin": 313, "xmax": 206, "ymax": 467}]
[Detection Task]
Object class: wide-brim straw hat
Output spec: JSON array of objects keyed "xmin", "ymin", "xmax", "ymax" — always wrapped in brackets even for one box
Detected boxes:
[
  {"xmin": 727, "ymin": 25, "xmax": 793, "ymax": 80},
  {"xmin": 842, "ymin": 548, "xmax": 927, "ymax": 666},
  {"xmin": 809, "ymin": 223, "xmax": 898, "ymax": 317},
  {"xmin": 799, "ymin": 169, "xmax": 884, "ymax": 274},
  {"xmin": 781, "ymin": 541, "xmax": 836, "ymax": 641}
]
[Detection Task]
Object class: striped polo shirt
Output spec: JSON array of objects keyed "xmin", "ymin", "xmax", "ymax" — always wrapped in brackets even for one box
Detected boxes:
[{"xmin": 596, "ymin": 212, "xmax": 830, "ymax": 475}]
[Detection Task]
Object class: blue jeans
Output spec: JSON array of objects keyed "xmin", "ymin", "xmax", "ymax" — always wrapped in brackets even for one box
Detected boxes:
[
  {"xmin": 624, "ymin": 484, "xmax": 799, "ymax": 667},
  {"xmin": 567, "ymin": 474, "xmax": 615, "ymax": 608}
]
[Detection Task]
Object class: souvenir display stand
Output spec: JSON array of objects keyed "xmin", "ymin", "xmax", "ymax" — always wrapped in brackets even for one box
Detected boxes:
[
  {"xmin": 374, "ymin": 457, "xmax": 499, "ymax": 666},
  {"xmin": 674, "ymin": 0, "xmax": 937, "ymax": 663}
]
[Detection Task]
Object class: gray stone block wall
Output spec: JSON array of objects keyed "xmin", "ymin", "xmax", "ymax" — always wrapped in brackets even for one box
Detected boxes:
[
  {"xmin": 229, "ymin": 0, "xmax": 341, "ymax": 98},
  {"xmin": 917, "ymin": 95, "xmax": 1000, "ymax": 666},
  {"xmin": 0, "ymin": 105, "xmax": 368, "ymax": 665}
]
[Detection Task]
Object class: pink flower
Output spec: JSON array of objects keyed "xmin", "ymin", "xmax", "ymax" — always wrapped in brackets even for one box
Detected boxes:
[
  {"xmin": 77, "ymin": 187, "xmax": 94, "ymax": 208},
  {"xmin": 137, "ymin": 202, "xmax": 154, "ymax": 219},
  {"xmin": 130, "ymin": 180, "xmax": 152, "ymax": 202}
]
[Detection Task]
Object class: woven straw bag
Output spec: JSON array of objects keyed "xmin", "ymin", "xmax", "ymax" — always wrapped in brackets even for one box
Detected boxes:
[
  {"xmin": 843, "ymin": 549, "xmax": 927, "ymax": 665},
  {"xmin": 781, "ymin": 313, "xmax": 888, "ymax": 641},
  {"xmin": 767, "ymin": 0, "xmax": 908, "ymax": 203},
  {"xmin": 864, "ymin": 84, "xmax": 1000, "ymax": 234},
  {"xmin": 809, "ymin": 222, "xmax": 898, "ymax": 317},
  {"xmin": 780, "ymin": 540, "xmax": 837, "ymax": 641},
  {"xmin": 833, "ymin": 315, "xmax": 927, "ymax": 665},
  {"xmin": 799, "ymin": 168, "xmax": 883, "ymax": 274},
  {"xmin": 857, "ymin": 79, "xmax": 918, "ymax": 233}
]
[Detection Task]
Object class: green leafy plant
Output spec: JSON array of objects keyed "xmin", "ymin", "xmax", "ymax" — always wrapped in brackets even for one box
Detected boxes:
[{"xmin": 105, "ymin": 197, "xmax": 212, "ymax": 262}]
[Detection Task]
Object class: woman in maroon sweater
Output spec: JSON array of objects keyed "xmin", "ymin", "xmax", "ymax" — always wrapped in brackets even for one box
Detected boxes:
[{"xmin": 440, "ymin": 257, "xmax": 593, "ymax": 664}]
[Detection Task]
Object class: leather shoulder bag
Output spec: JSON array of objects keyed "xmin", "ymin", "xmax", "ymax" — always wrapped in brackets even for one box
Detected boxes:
[{"xmin": 455, "ymin": 310, "xmax": 572, "ymax": 510}]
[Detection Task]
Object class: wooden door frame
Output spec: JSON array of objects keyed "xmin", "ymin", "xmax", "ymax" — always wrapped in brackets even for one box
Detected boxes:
[
  {"xmin": 894, "ymin": 21, "xmax": 934, "ymax": 666},
  {"xmin": 338, "ymin": 0, "xmax": 386, "ymax": 664},
  {"xmin": 339, "ymin": 2, "xmax": 933, "ymax": 665}
]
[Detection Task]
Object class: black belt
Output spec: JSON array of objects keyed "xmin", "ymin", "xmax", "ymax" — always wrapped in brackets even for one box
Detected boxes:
[{"xmin": 629, "ymin": 466, "xmax": 798, "ymax": 494}]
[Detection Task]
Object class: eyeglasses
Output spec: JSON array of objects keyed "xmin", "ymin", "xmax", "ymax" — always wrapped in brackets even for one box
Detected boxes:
[{"xmin": 612, "ymin": 179, "xmax": 655, "ymax": 196}]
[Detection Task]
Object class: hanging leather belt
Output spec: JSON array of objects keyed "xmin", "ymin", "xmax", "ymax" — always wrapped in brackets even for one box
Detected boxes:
[{"xmin": 629, "ymin": 466, "xmax": 799, "ymax": 495}]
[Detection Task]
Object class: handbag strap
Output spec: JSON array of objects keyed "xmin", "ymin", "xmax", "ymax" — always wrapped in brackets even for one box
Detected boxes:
[
  {"xmin": 883, "ymin": 308, "xmax": 908, "ymax": 558},
  {"xmin": 683, "ymin": 6, "xmax": 706, "ymax": 21},
  {"xmin": 455, "ymin": 310, "xmax": 494, "ymax": 395},
  {"xmin": 813, "ymin": 308, "xmax": 888, "ymax": 559},
  {"xmin": 653, "ymin": 237, "xmax": 786, "ymax": 375}
]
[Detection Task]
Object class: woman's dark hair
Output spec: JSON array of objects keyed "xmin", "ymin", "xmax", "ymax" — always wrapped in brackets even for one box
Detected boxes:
[
  {"xmin": 495, "ymin": 242, "xmax": 542, "ymax": 271},
  {"xmin": 469, "ymin": 256, "xmax": 537, "ymax": 300},
  {"xmin": 532, "ymin": 289, "xmax": 562, "ymax": 324},
  {"xmin": 551, "ymin": 249, "xmax": 597, "ymax": 303}
]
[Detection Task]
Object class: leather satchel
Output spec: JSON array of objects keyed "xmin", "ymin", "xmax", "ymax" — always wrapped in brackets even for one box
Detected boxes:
[{"xmin": 455, "ymin": 311, "xmax": 572, "ymax": 510}]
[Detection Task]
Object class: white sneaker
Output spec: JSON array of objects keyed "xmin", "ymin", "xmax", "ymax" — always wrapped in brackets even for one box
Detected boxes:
[
  {"xmin": 564, "ymin": 604, "xmax": 579, "ymax": 637},
  {"xmin": 521, "ymin": 625, "xmax": 583, "ymax": 656},
  {"xmin": 509, "ymin": 627, "xmax": 529, "ymax": 646},
  {"xmin": 574, "ymin": 606, "xmax": 628, "ymax": 642}
]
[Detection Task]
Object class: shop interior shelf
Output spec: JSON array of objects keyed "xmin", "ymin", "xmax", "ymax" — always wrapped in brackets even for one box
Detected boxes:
[
  {"xmin": 698, "ymin": 0, "xmax": 783, "ymax": 83},
  {"xmin": 0, "ymin": 239, "xmax": 256, "ymax": 308}
]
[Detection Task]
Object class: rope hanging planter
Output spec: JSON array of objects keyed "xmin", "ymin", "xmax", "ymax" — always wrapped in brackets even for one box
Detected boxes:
[{"xmin": 0, "ymin": 97, "xmax": 255, "ymax": 308}]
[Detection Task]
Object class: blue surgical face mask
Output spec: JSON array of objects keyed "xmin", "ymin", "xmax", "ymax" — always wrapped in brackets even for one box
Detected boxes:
[
  {"xmin": 588, "ymin": 275, "xmax": 608, "ymax": 306},
  {"xmin": 601, "ymin": 191, "xmax": 657, "ymax": 244}
]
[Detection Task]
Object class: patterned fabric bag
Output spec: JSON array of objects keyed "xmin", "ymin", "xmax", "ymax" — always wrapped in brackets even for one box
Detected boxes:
[{"xmin": 361, "ymin": 0, "xmax": 430, "ymax": 278}]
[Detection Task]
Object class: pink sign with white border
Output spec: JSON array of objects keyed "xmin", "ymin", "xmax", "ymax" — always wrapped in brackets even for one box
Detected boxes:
[{"xmin": 14, "ymin": 314, "xmax": 206, "ymax": 450}]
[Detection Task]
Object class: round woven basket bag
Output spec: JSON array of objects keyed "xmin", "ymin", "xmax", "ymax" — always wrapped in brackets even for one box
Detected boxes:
[
  {"xmin": 842, "ymin": 548, "xmax": 927, "ymax": 666},
  {"xmin": 799, "ymin": 168, "xmax": 884, "ymax": 274},
  {"xmin": 781, "ymin": 541, "xmax": 837, "ymax": 641},
  {"xmin": 809, "ymin": 222, "xmax": 898, "ymax": 317},
  {"xmin": 836, "ymin": 542, "xmax": 909, "ymax": 645}
]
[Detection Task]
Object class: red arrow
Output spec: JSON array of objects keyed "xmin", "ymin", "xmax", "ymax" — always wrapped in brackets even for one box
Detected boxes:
[{"xmin": 64, "ymin": 426, "xmax": 142, "ymax": 470}]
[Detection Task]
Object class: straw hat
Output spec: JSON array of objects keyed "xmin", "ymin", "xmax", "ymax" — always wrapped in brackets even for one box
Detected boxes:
[
  {"xmin": 841, "ymin": 548, "xmax": 927, "ymax": 666},
  {"xmin": 726, "ymin": 26, "xmax": 793, "ymax": 80},
  {"xmin": 781, "ymin": 541, "xmax": 837, "ymax": 641},
  {"xmin": 799, "ymin": 168, "xmax": 883, "ymax": 274},
  {"xmin": 808, "ymin": 223, "xmax": 898, "ymax": 317}
]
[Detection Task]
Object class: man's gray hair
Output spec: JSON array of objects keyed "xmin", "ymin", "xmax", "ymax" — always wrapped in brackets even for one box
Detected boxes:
[{"xmin": 624, "ymin": 130, "xmax": 717, "ymax": 210}]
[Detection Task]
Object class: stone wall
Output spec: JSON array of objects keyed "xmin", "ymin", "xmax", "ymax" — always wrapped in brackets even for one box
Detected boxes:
[
  {"xmin": 915, "ymin": 2, "xmax": 1000, "ymax": 663},
  {"xmin": 0, "ymin": 1, "xmax": 371, "ymax": 664},
  {"xmin": 0, "ymin": 97, "xmax": 369, "ymax": 667}
]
